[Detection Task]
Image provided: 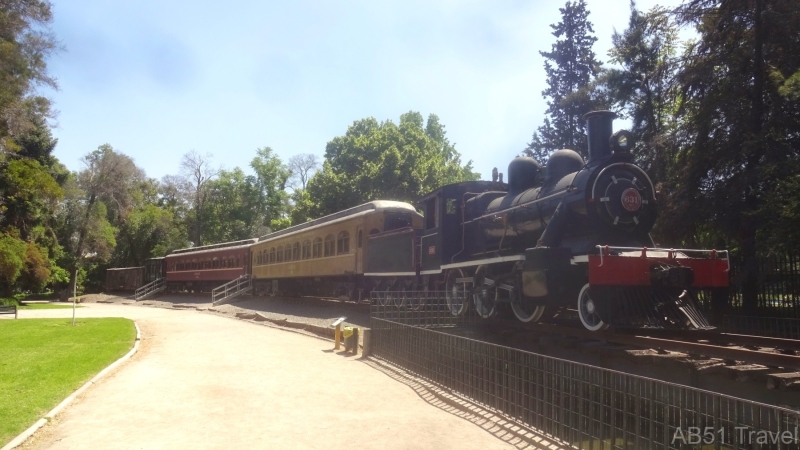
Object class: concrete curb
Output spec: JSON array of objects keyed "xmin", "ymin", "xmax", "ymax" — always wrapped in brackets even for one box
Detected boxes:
[{"xmin": 1, "ymin": 321, "xmax": 142, "ymax": 450}]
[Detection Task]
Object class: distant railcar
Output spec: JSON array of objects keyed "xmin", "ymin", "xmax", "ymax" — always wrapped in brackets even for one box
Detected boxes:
[
  {"xmin": 250, "ymin": 201, "xmax": 423, "ymax": 299},
  {"xmin": 144, "ymin": 257, "xmax": 166, "ymax": 284},
  {"xmin": 164, "ymin": 239, "xmax": 257, "ymax": 292},
  {"xmin": 105, "ymin": 267, "xmax": 144, "ymax": 291}
]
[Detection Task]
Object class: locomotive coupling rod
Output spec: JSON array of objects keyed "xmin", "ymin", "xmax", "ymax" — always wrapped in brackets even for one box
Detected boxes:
[{"xmin": 456, "ymin": 278, "xmax": 474, "ymax": 284}]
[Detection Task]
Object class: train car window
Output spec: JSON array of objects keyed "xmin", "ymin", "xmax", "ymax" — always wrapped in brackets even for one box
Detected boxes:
[
  {"xmin": 424, "ymin": 197, "xmax": 438, "ymax": 229},
  {"xmin": 302, "ymin": 240, "xmax": 311, "ymax": 259},
  {"xmin": 358, "ymin": 230, "xmax": 363, "ymax": 248},
  {"xmin": 385, "ymin": 213, "xmax": 411, "ymax": 231},
  {"xmin": 213, "ymin": 258, "xmax": 219, "ymax": 269},
  {"xmin": 312, "ymin": 238, "xmax": 322, "ymax": 258},
  {"xmin": 192, "ymin": 259, "xmax": 197, "ymax": 270},
  {"xmin": 446, "ymin": 198, "xmax": 457, "ymax": 214},
  {"xmin": 270, "ymin": 247, "xmax": 276, "ymax": 263},
  {"xmin": 292, "ymin": 242, "xmax": 300, "ymax": 260},
  {"xmin": 277, "ymin": 246, "xmax": 283, "ymax": 262},
  {"xmin": 235, "ymin": 256, "xmax": 240, "ymax": 267},
  {"xmin": 324, "ymin": 234, "xmax": 335, "ymax": 256},
  {"xmin": 337, "ymin": 231, "xmax": 350, "ymax": 254},
  {"xmin": 285, "ymin": 245, "xmax": 292, "ymax": 262}
]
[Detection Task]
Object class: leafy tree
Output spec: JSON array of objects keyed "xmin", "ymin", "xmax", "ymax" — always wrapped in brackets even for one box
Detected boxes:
[
  {"xmin": 602, "ymin": 4, "xmax": 681, "ymax": 184},
  {"xmin": 0, "ymin": 232, "xmax": 27, "ymax": 296},
  {"xmin": 307, "ymin": 112, "xmax": 479, "ymax": 217},
  {"xmin": 666, "ymin": 0, "xmax": 800, "ymax": 310},
  {"xmin": 0, "ymin": 0, "xmax": 59, "ymax": 155},
  {"xmin": 203, "ymin": 168, "xmax": 265, "ymax": 242},
  {"xmin": 524, "ymin": 0, "xmax": 602, "ymax": 161},
  {"xmin": 0, "ymin": 158, "xmax": 63, "ymax": 234},
  {"xmin": 112, "ymin": 203, "xmax": 187, "ymax": 266},
  {"xmin": 250, "ymin": 147, "xmax": 291, "ymax": 231},
  {"xmin": 289, "ymin": 188, "xmax": 314, "ymax": 225},
  {"xmin": 56, "ymin": 145, "xmax": 141, "ymax": 297}
]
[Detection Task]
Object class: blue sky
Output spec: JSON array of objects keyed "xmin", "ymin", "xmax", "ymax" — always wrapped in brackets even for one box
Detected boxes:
[{"xmin": 46, "ymin": 0, "xmax": 681, "ymax": 184}]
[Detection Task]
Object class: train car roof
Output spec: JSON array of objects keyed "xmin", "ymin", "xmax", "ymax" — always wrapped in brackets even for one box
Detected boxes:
[
  {"xmin": 107, "ymin": 266, "xmax": 144, "ymax": 271},
  {"xmin": 257, "ymin": 201, "xmax": 418, "ymax": 243},
  {"xmin": 168, "ymin": 238, "xmax": 258, "ymax": 257},
  {"xmin": 416, "ymin": 180, "xmax": 505, "ymax": 205}
]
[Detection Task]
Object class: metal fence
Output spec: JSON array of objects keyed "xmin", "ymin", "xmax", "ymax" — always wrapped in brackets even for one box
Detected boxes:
[
  {"xmin": 370, "ymin": 290, "xmax": 483, "ymax": 328},
  {"xmin": 728, "ymin": 253, "xmax": 800, "ymax": 318},
  {"xmin": 371, "ymin": 316, "xmax": 800, "ymax": 450}
]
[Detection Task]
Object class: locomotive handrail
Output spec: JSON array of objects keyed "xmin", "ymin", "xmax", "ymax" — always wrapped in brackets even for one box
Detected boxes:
[{"xmin": 593, "ymin": 245, "xmax": 730, "ymax": 271}]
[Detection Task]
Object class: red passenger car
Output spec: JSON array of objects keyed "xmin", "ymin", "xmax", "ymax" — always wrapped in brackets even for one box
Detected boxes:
[{"xmin": 164, "ymin": 239, "xmax": 257, "ymax": 292}]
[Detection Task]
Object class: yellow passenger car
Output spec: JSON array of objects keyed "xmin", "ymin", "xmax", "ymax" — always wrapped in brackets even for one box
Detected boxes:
[{"xmin": 250, "ymin": 201, "xmax": 423, "ymax": 299}]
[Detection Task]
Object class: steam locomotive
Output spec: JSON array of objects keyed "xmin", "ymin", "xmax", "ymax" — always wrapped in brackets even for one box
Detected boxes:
[
  {"xmin": 111, "ymin": 110, "xmax": 728, "ymax": 332},
  {"xmin": 366, "ymin": 110, "xmax": 729, "ymax": 330}
]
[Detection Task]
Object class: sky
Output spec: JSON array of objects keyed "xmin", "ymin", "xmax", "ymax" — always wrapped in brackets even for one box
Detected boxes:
[{"xmin": 45, "ymin": 0, "xmax": 683, "ymax": 184}]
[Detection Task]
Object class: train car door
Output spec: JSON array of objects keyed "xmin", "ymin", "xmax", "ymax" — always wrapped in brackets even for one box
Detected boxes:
[{"xmin": 355, "ymin": 226, "xmax": 364, "ymax": 273}]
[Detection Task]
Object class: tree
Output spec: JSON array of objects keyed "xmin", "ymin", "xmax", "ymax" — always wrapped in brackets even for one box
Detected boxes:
[
  {"xmin": 602, "ymin": 4, "xmax": 681, "ymax": 184},
  {"xmin": 0, "ymin": 0, "xmax": 59, "ymax": 156},
  {"xmin": 306, "ymin": 112, "xmax": 480, "ymax": 217},
  {"xmin": 203, "ymin": 168, "xmax": 265, "ymax": 242},
  {"xmin": 0, "ymin": 232, "xmax": 27, "ymax": 296},
  {"xmin": 179, "ymin": 151, "xmax": 217, "ymax": 246},
  {"xmin": 669, "ymin": 0, "xmax": 800, "ymax": 310},
  {"xmin": 58, "ymin": 145, "xmax": 142, "ymax": 297},
  {"xmin": 524, "ymin": 0, "xmax": 602, "ymax": 161},
  {"xmin": 250, "ymin": 147, "xmax": 291, "ymax": 231},
  {"xmin": 287, "ymin": 153, "xmax": 319, "ymax": 190}
]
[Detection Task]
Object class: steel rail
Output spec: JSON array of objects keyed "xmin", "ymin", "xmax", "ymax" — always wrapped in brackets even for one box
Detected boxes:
[
  {"xmin": 528, "ymin": 322, "xmax": 800, "ymax": 370},
  {"xmin": 626, "ymin": 328, "xmax": 800, "ymax": 352}
]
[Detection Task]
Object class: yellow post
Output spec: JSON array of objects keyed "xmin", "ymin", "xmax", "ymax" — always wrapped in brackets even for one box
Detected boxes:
[{"xmin": 334, "ymin": 324, "xmax": 341, "ymax": 350}]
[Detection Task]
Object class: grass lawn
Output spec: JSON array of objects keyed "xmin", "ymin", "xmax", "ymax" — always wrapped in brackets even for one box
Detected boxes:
[
  {"xmin": 18, "ymin": 304, "xmax": 83, "ymax": 310},
  {"xmin": 0, "ymin": 318, "xmax": 136, "ymax": 446}
]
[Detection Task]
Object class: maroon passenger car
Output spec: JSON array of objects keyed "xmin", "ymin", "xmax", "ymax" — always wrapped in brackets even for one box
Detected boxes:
[{"xmin": 164, "ymin": 239, "xmax": 257, "ymax": 292}]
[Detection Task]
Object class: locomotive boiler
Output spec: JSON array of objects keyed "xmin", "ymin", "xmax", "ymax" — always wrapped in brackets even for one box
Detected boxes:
[{"xmin": 382, "ymin": 110, "xmax": 729, "ymax": 331}]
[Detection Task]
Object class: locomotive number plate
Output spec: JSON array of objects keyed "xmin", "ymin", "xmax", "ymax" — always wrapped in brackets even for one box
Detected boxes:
[
  {"xmin": 621, "ymin": 188, "xmax": 642, "ymax": 212},
  {"xmin": 428, "ymin": 246, "xmax": 436, "ymax": 255}
]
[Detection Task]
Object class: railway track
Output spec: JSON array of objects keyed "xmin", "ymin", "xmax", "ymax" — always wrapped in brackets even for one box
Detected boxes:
[{"xmin": 524, "ymin": 322, "xmax": 800, "ymax": 371}]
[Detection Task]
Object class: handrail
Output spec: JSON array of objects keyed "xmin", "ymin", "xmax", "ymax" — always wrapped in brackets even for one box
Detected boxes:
[
  {"xmin": 134, "ymin": 277, "xmax": 166, "ymax": 300},
  {"xmin": 211, "ymin": 275, "xmax": 252, "ymax": 306}
]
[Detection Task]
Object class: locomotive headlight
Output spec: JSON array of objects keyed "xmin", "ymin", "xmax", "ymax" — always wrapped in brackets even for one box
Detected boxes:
[{"xmin": 610, "ymin": 130, "xmax": 634, "ymax": 154}]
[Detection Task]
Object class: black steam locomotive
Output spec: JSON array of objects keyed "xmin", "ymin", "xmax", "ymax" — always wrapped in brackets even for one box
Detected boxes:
[{"xmin": 367, "ymin": 111, "xmax": 729, "ymax": 331}]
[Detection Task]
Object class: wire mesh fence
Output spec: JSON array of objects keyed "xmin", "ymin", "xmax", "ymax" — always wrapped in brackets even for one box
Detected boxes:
[
  {"xmin": 371, "ymin": 316, "xmax": 800, "ymax": 449},
  {"xmin": 370, "ymin": 290, "xmax": 483, "ymax": 328}
]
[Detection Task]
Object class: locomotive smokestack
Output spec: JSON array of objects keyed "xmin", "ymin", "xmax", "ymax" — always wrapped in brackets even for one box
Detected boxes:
[{"xmin": 583, "ymin": 110, "xmax": 616, "ymax": 164}]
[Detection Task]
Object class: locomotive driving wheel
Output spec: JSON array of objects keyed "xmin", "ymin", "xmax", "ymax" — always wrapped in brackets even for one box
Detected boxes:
[
  {"xmin": 472, "ymin": 265, "xmax": 497, "ymax": 319},
  {"xmin": 577, "ymin": 283, "xmax": 609, "ymax": 331},
  {"xmin": 510, "ymin": 285, "xmax": 547, "ymax": 323},
  {"xmin": 445, "ymin": 269, "xmax": 469, "ymax": 316}
]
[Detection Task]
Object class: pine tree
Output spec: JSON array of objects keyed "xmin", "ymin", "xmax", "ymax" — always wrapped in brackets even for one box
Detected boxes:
[
  {"xmin": 524, "ymin": 0, "xmax": 601, "ymax": 162},
  {"xmin": 671, "ymin": 0, "xmax": 800, "ymax": 311},
  {"xmin": 603, "ymin": 5, "xmax": 680, "ymax": 184}
]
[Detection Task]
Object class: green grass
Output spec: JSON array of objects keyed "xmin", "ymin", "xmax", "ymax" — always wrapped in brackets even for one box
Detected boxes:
[
  {"xmin": 0, "ymin": 318, "xmax": 136, "ymax": 446},
  {"xmin": 18, "ymin": 304, "xmax": 83, "ymax": 310}
]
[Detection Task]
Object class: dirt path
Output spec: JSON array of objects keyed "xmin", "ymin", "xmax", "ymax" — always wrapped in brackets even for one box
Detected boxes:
[{"xmin": 15, "ymin": 304, "xmax": 551, "ymax": 449}]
